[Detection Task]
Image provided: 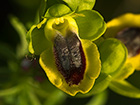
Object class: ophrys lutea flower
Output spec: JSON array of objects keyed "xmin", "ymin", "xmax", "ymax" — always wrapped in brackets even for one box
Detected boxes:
[
  {"xmin": 103, "ymin": 13, "xmax": 140, "ymax": 98},
  {"xmin": 104, "ymin": 13, "xmax": 140, "ymax": 72},
  {"xmin": 27, "ymin": 1, "xmax": 106, "ymax": 96}
]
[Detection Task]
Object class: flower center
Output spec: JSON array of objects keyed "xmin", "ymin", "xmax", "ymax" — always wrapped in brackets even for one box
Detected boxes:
[
  {"xmin": 53, "ymin": 31, "xmax": 86, "ymax": 86},
  {"xmin": 116, "ymin": 27, "xmax": 140, "ymax": 57}
]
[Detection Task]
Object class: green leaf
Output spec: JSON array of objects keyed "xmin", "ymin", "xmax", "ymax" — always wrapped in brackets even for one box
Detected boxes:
[
  {"xmin": 45, "ymin": 4, "xmax": 71, "ymax": 17},
  {"xmin": 9, "ymin": 15, "xmax": 28, "ymax": 58},
  {"xmin": 109, "ymin": 80, "xmax": 140, "ymax": 98},
  {"xmin": 98, "ymin": 38, "xmax": 127, "ymax": 77},
  {"xmin": 44, "ymin": 90, "xmax": 66, "ymax": 105},
  {"xmin": 28, "ymin": 90, "xmax": 41, "ymax": 105},
  {"xmin": 63, "ymin": 0, "xmax": 96, "ymax": 11},
  {"xmin": 18, "ymin": 92, "xmax": 30, "ymax": 105},
  {"xmin": 74, "ymin": 10, "xmax": 106, "ymax": 41},
  {"xmin": 86, "ymin": 91, "xmax": 108, "ymax": 105},
  {"xmin": 0, "ymin": 86, "xmax": 21, "ymax": 97},
  {"xmin": 28, "ymin": 25, "xmax": 51, "ymax": 55}
]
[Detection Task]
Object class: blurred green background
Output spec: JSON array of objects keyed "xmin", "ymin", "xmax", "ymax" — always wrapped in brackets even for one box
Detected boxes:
[{"xmin": 0, "ymin": 0, "xmax": 140, "ymax": 105}]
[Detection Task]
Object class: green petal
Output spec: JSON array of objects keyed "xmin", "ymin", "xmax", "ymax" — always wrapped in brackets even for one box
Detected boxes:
[
  {"xmin": 45, "ymin": 4, "xmax": 72, "ymax": 18},
  {"xmin": 28, "ymin": 25, "xmax": 51, "ymax": 55},
  {"xmin": 74, "ymin": 10, "xmax": 106, "ymax": 41},
  {"xmin": 39, "ymin": 40, "xmax": 101, "ymax": 96},
  {"xmin": 109, "ymin": 80, "xmax": 140, "ymax": 98},
  {"xmin": 98, "ymin": 38, "xmax": 127, "ymax": 77},
  {"xmin": 76, "ymin": 72, "xmax": 111, "ymax": 97},
  {"xmin": 63, "ymin": 0, "xmax": 96, "ymax": 11}
]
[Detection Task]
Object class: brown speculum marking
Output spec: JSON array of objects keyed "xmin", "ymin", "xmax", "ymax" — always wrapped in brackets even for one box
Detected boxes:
[
  {"xmin": 116, "ymin": 27, "xmax": 140, "ymax": 57},
  {"xmin": 53, "ymin": 31, "xmax": 86, "ymax": 86}
]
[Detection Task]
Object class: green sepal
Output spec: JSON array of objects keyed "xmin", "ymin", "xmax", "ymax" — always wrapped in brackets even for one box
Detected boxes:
[
  {"xmin": 63, "ymin": 0, "xmax": 96, "ymax": 11},
  {"xmin": 93, "ymin": 36, "xmax": 105, "ymax": 47},
  {"xmin": 98, "ymin": 38, "xmax": 127, "ymax": 77},
  {"xmin": 39, "ymin": 40, "xmax": 101, "ymax": 96},
  {"xmin": 45, "ymin": 4, "xmax": 72, "ymax": 18},
  {"xmin": 109, "ymin": 80, "xmax": 140, "ymax": 98},
  {"xmin": 27, "ymin": 24, "xmax": 51, "ymax": 55},
  {"xmin": 114, "ymin": 63, "xmax": 135, "ymax": 80},
  {"xmin": 74, "ymin": 10, "xmax": 106, "ymax": 41},
  {"xmin": 38, "ymin": 0, "xmax": 47, "ymax": 21},
  {"xmin": 76, "ymin": 72, "xmax": 112, "ymax": 97},
  {"xmin": 39, "ymin": 0, "xmax": 64, "ymax": 20}
]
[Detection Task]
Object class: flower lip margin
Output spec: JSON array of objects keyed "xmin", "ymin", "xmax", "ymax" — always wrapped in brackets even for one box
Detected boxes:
[{"xmin": 39, "ymin": 39, "xmax": 101, "ymax": 96}]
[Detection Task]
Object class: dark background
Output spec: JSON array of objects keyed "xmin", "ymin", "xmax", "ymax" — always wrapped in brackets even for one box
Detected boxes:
[{"xmin": 0, "ymin": 0, "xmax": 140, "ymax": 105}]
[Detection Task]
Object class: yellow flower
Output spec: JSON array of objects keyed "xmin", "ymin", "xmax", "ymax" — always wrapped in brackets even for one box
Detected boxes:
[
  {"xmin": 104, "ymin": 13, "xmax": 140, "ymax": 74},
  {"xmin": 39, "ymin": 16, "xmax": 101, "ymax": 96}
]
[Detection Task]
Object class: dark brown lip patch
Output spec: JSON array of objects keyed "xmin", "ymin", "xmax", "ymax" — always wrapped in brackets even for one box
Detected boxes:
[
  {"xmin": 116, "ymin": 27, "xmax": 140, "ymax": 57},
  {"xmin": 53, "ymin": 31, "xmax": 86, "ymax": 86}
]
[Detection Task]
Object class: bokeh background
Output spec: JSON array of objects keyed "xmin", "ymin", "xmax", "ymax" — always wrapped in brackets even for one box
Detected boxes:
[{"xmin": 0, "ymin": 0, "xmax": 140, "ymax": 105}]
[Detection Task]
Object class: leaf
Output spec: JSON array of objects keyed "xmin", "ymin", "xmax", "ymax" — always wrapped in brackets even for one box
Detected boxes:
[
  {"xmin": 74, "ymin": 10, "xmax": 106, "ymax": 41},
  {"xmin": 63, "ymin": 0, "xmax": 96, "ymax": 11},
  {"xmin": 45, "ymin": 4, "xmax": 72, "ymax": 17},
  {"xmin": 98, "ymin": 38, "xmax": 127, "ymax": 77},
  {"xmin": 9, "ymin": 15, "xmax": 28, "ymax": 58},
  {"xmin": 0, "ymin": 86, "xmax": 21, "ymax": 97},
  {"xmin": 44, "ymin": 90, "xmax": 66, "ymax": 105},
  {"xmin": 86, "ymin": 91, "xmax": 108, "ymax": 105},
  {"xmin": 28, "ymin": 90, "xmax": 41, "ymax": 105},
  {"xmin": 28, "ymin": 25, "xmax": 51, "ymax": 55},
  {"xmin": 18, "ymin": 92, "xmax": 30, "ymax": 105},
  {"xmin": 109, "ymin": 80, "xmax": 140, "ymax": 98}
]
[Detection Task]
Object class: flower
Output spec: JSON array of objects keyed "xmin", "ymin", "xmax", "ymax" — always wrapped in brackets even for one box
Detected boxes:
[
  {"xmin": 103, "ymin": 13, "xmax": 140, "ymax": 98},
  {"xmin": 104, "ymin": 13, "xmax": 140, "ymax": 72},
  {"xmin": 27, "ymin": 1, "xmax": 106, "ymax": 96}
]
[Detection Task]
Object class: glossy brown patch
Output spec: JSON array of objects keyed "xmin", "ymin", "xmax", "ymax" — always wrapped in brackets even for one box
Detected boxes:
[
  {"xmin": 116, "ymin": 27, "xmax": 140, "ymax": 57},
  {"xmin": 53, "ymin": 31, "xmax": 86, "ymax": 86}
]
